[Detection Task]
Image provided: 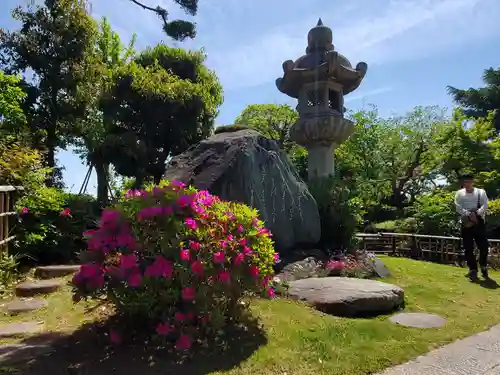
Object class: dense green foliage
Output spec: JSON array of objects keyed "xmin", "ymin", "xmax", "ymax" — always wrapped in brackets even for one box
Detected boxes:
[
  {"xmin": 15, "ymin": 188, "xmax": 99, "ymax": 265},
  {"xmin": 234, "ymin": 103, "xmax": 298, "ymax": 151}
]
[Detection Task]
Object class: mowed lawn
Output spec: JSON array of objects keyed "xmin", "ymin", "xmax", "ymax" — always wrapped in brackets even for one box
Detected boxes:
[{"xmin": 2, "ymin": 256, "xmax": 500, "ymax": 375}]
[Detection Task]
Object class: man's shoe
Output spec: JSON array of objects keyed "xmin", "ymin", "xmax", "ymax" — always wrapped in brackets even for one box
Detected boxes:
[
  {"xmin": 468, "ymin": 270, "xmax": 479, "ymax": 281},
  {"xmin": 481, "ymin": 267, "xmax": 489, "ymax": 279}
]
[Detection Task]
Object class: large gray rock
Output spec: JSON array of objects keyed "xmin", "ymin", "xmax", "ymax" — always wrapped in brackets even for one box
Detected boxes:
[
  {"xmin": 288, "ymin": 277, "xmax": 404, "ymax": 317},
  {"xmin": 164, "ymin": 129, "xmax": 320, "ymax": 252}
]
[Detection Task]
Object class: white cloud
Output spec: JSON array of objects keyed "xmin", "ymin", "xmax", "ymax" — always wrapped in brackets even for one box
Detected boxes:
[
  {"xmin": 345, "ymin": 86, "xmax": 393, "ymax": 104},
  {"xmin": 202, "ymin": 0, "xmax": 499, "ymax": 90},
  {"xmin": 85, "ymin": 0, "xmax": 500, "ymax": 92}
]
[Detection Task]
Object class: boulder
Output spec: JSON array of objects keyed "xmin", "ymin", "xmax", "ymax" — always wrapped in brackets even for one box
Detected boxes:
[
  {"xmin": 287, "ymin": 277, "xmax": 404, "ymax": 317},
  {"xmin": 164, "ymin": 129, "xmax": 321, "ymax": 253}
]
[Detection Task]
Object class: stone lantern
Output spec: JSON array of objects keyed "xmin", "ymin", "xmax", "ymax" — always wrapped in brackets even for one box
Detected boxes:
[{"xmin": 276, "ymin": 19, "xmax": 368, "ymax": 180}]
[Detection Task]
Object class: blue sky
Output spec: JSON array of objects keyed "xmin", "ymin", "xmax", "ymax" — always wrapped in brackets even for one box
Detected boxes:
[{"xmin": 2, "ymin": 0, "xmax": 500, "ymax": 194}]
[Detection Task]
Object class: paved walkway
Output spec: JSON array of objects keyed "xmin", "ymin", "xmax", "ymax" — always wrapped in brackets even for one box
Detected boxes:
[{"xmin": 376, "ymin": 324, "xmax": 500, "ymax": 375}]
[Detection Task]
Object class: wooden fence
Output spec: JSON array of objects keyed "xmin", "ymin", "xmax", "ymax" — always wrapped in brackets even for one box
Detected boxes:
[
  {"xmin": 356, "ymin": 232, "xmax": 500, "ymax": 266},
  {"xmin": 0, "ymin": 186, "xmax": 22, "ymax": 253}
]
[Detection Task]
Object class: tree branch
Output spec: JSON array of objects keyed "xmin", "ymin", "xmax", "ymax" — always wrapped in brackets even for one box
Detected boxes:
[{"xmin": 129, "ymin": 0, "xmax": 168, "ymax": 24}]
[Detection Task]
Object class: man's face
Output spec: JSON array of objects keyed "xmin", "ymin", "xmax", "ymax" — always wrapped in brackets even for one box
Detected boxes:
[{"xmin": 463, "ymin": 179, "xmax": 474, "ymax": 190}]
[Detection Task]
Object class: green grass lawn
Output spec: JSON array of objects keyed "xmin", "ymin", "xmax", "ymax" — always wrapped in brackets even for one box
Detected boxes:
[{"xmin": 2, "ymin": 256, "xmax": 500, "ymax": 375}]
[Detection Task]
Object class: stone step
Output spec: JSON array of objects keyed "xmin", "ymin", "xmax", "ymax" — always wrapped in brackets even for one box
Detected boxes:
[
  {"xmin": 15, "ymin": 279, "xmax": 62, "ymax": 298},
  {"xmin": 4, "ymin": 298, "xmax": 48, "ymax": 315},
  {"xmin": 0, "ymin": 321, "xmax": 44, "ymax": 338},
  {"xmin": 0, "ymin": 343, "xmax": 53, "ymax": 364},
  {"xmin": 34, "ymin": 265, "xmax": 80, "ymax": 279}
]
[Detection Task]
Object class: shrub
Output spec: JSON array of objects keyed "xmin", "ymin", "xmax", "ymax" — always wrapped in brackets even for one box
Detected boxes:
[
  {"xmin": 408, "ymin": 189, "xmax": 459, "ymax": 236},
  {"xmin": 0, "ymin": 252, "xmax": 20, "ymax": 294},
  {"xmin": 487, "ymin": 198, "xmax": 500, "ymax": 236},
  {"xmin": 324, "ymin": 250, "xmax": 376, "ymax": 279},
  {"xmin": 213, "ymin": 124, "xmax": 251, "ymax": 135},
  {"xmin": 373, "ymin": 218, "xmax": 418, "ymax": 233},
  {"xmin": 308, "ymin": 176, "xmax": 359, "ymax": 252},
  {"xmin": 14, "ymin": 188, "xmax": 99, "ymax": 265},
  {"xmin": 72, "ymin": 180, "xmax": 278, "ymax": 350}
]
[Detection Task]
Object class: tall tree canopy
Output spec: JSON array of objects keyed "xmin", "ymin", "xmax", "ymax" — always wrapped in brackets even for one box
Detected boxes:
[
  {"xmin": 447, "ymin": 67, "xmax": 500, "ymax": 131},
  {"xmin": 0, "ymin": 0, "xmax": 98, "ymax": 186},
  {"xmin": 73, "ymin": 17, "xmax": 137, "ymax": 205},
  {"xmin": 100, "ymin": 44, "xmax": 223, "ymax": 186},
  {"xmin": 234, "ymin": 103, "xmax": 298, "ymax": 151},
  {"xmin": 0, "ymin": 71, "xmax": 26, "ymax": 132}
]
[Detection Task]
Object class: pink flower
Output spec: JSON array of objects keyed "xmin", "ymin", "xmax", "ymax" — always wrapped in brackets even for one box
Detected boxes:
[
  {"xmin": 326, "ymin": 260, "xmax": 345, "ymax": 270},
  {"xmin": 82, "ymin": 229, "xmax": 96, "ymax": 239},
  {"xmin": 175, "ymin": 312, "xmax": 185, "ymax": 322},
  {"xmin": 80, "ymin": 263, "xmax": 101, "ymax": 278},
  {"xmin": 274, "ymin": 253, "xmax": 280, "ymax": 264},
  {"xmin": 110, "ymin": 329, "xmax": 122, "ymax": 344},
  {"xmin": 177, "ymin": 195, "xmax": 192, "ymax": 207},
  {"xmin": 60, "ymin": 207, "xmax": 71, "ymax": 217},
  {"xmin": 243, "ymin": 246, "xmax": 253, "ymax": 256},
  {"xmin": 21, "ymin": 207, "xmax": 29, "ymax": 215},
  {"xmin": 237, "ymin": 224, "xmax": 244, "ymax": 233},
  {"xmin": 238, "ymin": 238, "xmax": 247, "ymax": 246},
  {"xmin": 156, "ymin": 322, "xmax": 172, "ymax": 336},
  {"xmin": 127, "ymin": 270, "xmax": 142, "ymax": 287},
  {"xmin": 233, "ymin": 253, "xmax": 245, "ymax": 265},
  {"xmin": 249, "ymin": 265, "xmax": 260, "ymax": 278},
  {"xmin": 171, "ymin": 180, "xmax": 186, "ymax": 189},
  {"xmin": 180, "ymin": 249, "xmax": 190, "ymax": 261},
  {"xmin": 120, "ymin": 254, "xmax": 137, "ymax": 269},
  {"xmin": 218, "ymin": 270, "xmax": 231, "ymax": 283},
  {"xmin": 267, "ymin": 288, "xmax": 276, "ymax": 298},
  {"xmin": 191, "ymin": 260, "xmax": 204, "ymax": 276},
  {"xmin": 184, "ymin": 218, "xmax": 197, "ymax": 230},
  {"xmin": 213, "ymin": 251, "xmax": 225, "ymax": 264},
  {"xmin": 189, "ymin": 241, "xmax": 201, "ymax": 251},
  {"xmin": 145, "ymin": 256, "xmax": 174, "ymax": 279},
  {"xmin": 175, "ymin": 334, "xmax": 192, "ymax": 351},
  {"xmin": 182, "ymin": 287, "xmax": 196, "ymax": 301}
]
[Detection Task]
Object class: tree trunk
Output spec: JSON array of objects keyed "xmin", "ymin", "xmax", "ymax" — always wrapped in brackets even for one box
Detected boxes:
[
  {"xmin": 45, "ymin": 131, "xmax": 57, "ymax": 187},
  {"xmin": 95, "ymin": 161, "xmax": 109, "ymax": 207}
]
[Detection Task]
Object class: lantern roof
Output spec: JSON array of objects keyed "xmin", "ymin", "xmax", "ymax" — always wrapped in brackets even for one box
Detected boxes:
[{"xmin": 275, "ymin": 19, "xmax": 367, "ymax": 99}]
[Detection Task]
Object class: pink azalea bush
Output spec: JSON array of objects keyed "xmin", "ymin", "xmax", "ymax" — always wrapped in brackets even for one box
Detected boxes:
[{"xmin": 72, "ymin": 180, "xmax": 278, "ymax": 350}]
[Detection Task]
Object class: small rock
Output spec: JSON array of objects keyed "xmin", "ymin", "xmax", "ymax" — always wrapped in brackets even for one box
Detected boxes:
[
  {"xmin": 287, "ymin": 277, "xmax": 404, "ymax": 317},
  {"xmin": 389, "ymin": 312, "xmax": 447, "ymax": 328},
  {"xmin": 15, "ymin": 279, "xmax": 62, "ymax": 297},
  {"xmin": 0, "ymin": 322, "xmax": 44, "ymax": 337},
  {"xmin": 5, "ymin": 299, "xmax": 48, "ymax": 315},
  {"xmin": 275, "ymin": 257, "xmax": 324, "ymax": 282},
  {"xmin": 35, "ymin": 265, "xmax": 80, "ymax": 279},
  {"xmin": 369, "ymin": 257, "xmax": 391, "ymax": 278}
]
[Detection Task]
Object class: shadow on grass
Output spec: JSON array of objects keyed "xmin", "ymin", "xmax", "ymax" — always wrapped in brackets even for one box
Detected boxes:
[
  {"xmin": 0, "ymin": 314, "xmax": 267, "ymax": 375},
  {"xmin": 480, "ymin": 278, "xmax": 500, "ymax": 289}
]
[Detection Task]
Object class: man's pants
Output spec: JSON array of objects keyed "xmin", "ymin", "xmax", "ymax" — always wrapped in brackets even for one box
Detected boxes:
[{"xmin": 462, "ymin": 221, "xmax": 489, "ymax": 271}]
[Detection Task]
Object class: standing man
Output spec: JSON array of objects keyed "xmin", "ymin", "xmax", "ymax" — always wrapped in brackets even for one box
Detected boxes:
[{"xmin": 455, "ymin": 174, "xmax": 489, "ymax": 281}]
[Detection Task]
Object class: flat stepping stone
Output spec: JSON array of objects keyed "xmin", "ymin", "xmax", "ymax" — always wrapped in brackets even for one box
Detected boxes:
[
  {"xmin": 0, "ymin": 343, "xmax": 53, "ymax": 364},
  {"xmin": 34, "ymin": 264, "xmax": 80, "ymax": 279},
  {"xmin": 4, "ymin": 298, "xmax": 48, "ymax": 315},
  {"xmin": 0, "ymin": 322, "xmax": 43, "ymax": 337},
  {"xmin": 287, "ymin": 277, "xmax": 404, "ymax": 317},
  {"xmin": 15, "ymin": 279, "xmax": 62, "ymax": 297},
  {"xmin": 389, "ymin": 312, "xmax": 447, "ymax": 328}
]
